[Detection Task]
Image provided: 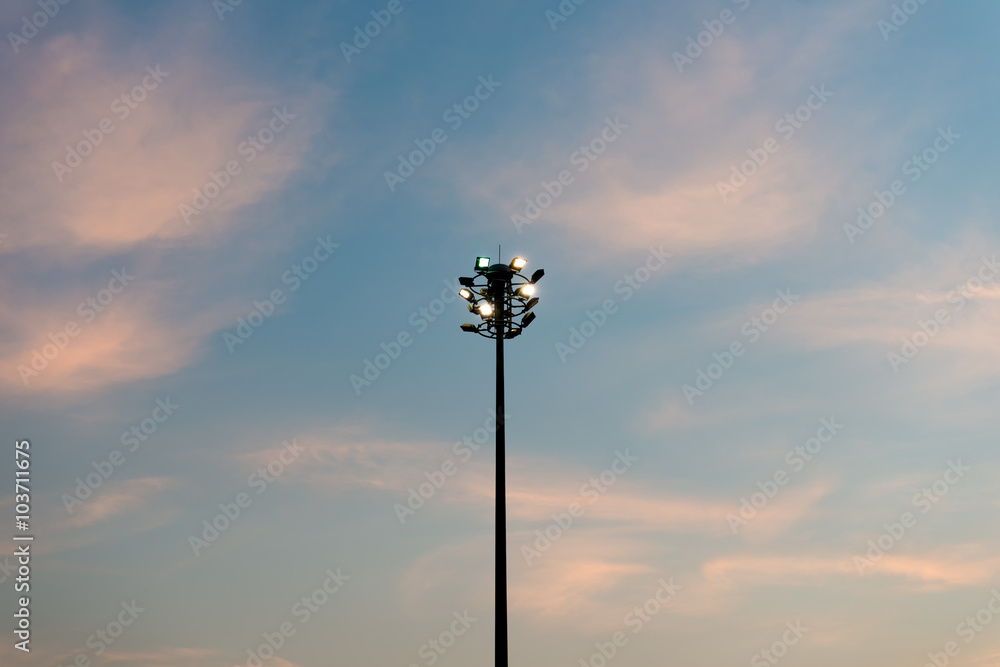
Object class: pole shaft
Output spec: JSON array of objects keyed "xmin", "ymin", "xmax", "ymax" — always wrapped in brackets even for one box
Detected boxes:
[{"xmin": 494, "ymin": 278, "xmax": 508, "ymax": 667}]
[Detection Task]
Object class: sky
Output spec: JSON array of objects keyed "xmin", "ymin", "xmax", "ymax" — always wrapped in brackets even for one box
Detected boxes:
[{"xmin": 1, "ymin": 0, "xmax": 1000, "ymax": 665}]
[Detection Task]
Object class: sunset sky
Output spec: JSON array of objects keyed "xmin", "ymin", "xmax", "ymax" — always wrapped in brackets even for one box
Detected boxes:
[{"xmin": 2, "ymin": 1, "xmax": 1000, "ymax": 666}]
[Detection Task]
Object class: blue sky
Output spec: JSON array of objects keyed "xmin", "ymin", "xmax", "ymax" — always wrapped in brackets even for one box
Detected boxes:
[{"xmin": 2, "ymin": 1, "xmax": 1000, "ymax": 666}]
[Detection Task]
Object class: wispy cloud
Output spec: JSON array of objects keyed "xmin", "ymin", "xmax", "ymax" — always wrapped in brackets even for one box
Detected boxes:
[{"xmin": 0, "ymin": 21, "xmax": 334, "ymax": 395}]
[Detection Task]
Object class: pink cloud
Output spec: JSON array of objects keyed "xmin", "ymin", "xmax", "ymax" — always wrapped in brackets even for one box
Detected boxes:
[
  {"xmin": 509, "ymin": 550, "xmax": 655, "ymax": 626},
  {"xmin": 284, "ymin": 427, "xmax": 464, "ymax": 493},
  {"xmin": 452, "ymin": 1, "xmax": 907, "ymax": 269},
  {"xmin": 1, "ymin": 34, "xmax": 327, "ymax": 252},
  {"xmin": 0, "ymin": 26, "xmax": 333, "ymax": 395},
  {"xmin": 1, "ymin": 280, "xmax": 241, "ymax": 393},
  {"xmin": 703, "ymin": 554, "xmax": 856, "ymax": 587},
  {"xmin": 857, "ymin": 547, "xmax": 1000, "ymax": 590},
  {"xmin": 67, "ymin": 476, "xmax": 176, "ymax": 527},
  {"xmin": 771, "ymin": 239, "xmax": 1000, "ymax": 395},
  {"xmin": 99, "ymin": 646, "xmax": 304, "ymax": 667},
  {"xmin": 28, "ymin": 476, "xmax": 181, "ymax": 556}
]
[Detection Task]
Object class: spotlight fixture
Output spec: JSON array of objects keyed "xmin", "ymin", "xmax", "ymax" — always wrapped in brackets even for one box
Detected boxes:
[{"xmin": 452, "ymin": 253, "xmax": 546, "ymax": 667}]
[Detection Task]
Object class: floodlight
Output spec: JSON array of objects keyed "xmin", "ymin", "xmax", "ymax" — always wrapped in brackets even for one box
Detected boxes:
[{"xmin": 451, "ymin": 253, "xmax": 547, "ymax": 667}]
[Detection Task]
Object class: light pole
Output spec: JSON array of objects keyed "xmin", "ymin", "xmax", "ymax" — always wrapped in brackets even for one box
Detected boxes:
[{"xmin": 457, "ymin": 255, "xmax": 544, "ymax": 667}]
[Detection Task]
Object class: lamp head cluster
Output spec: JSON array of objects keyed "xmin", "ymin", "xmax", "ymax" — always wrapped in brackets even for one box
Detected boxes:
[{"xmin": 458, "ymin": 256, "xmax": 544, "ymax": 339}]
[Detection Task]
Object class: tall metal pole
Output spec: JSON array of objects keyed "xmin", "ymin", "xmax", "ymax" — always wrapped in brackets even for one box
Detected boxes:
[
  {"xmin": 459, "ymin": 258, "xmax": 541, "ymax": 665},
  {"xmin": 492, "ymin": 276, "xmax": 508, "ymax": 667}
]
